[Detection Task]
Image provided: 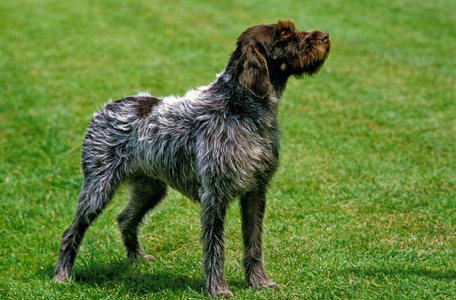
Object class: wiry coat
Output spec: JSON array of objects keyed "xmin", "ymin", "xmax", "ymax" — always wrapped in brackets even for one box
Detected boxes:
[{"xmin": 53, "ymin": 20, "xmax": 330, "ymax": 298}]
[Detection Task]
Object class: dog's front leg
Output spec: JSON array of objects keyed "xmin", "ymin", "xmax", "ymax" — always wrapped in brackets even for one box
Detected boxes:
[
  {"xmin": 200, "ymin": 192, "xmax": 233, "ymax": 298},
  {"xmin": 240, "ymin": 189, "xmax": 279, "ymax": 290}
]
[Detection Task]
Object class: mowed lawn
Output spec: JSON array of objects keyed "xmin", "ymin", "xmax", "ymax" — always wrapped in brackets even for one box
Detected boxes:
[{"xmin": 1, "ymin": 0, "xmax": 455, "ymax": 299}]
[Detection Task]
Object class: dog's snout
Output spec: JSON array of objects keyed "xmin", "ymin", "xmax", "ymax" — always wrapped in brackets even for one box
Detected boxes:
[
  {"xmin": 320, "ymin": 33, "xmax": 329, "ymax": 43},
  {"xmin": 303, "ymin": 31, "xmax": 330, "ymax": 43}
]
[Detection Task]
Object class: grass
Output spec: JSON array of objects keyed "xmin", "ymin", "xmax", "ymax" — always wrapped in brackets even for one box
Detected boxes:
[{"xmin": 1, "ymin": 0, "xmax": 455, "ymax": 298}]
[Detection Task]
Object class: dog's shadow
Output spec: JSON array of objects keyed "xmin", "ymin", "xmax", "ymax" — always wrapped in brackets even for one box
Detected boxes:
[{"xmin": 43, "ymin": 259, "xmax": 244, "ymax": 296}]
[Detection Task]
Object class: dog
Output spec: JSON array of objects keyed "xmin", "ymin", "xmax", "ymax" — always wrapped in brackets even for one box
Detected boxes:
[{"xmin": 52, "ymin": 20, "xmax": 330, "ymax": 297}]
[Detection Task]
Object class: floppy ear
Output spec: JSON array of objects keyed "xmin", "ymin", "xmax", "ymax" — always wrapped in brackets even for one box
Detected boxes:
[{"xmin": 238, "ymin": 45, "xmax": 270, "ymax": 98}]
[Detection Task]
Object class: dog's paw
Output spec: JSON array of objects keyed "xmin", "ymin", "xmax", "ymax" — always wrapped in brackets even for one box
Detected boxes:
[
  {"xmin": 51, "ymin": 273, "xmax": 70, "ymax": 283},
  {"xmin": 140, "ymin": 253, "xmax": 154, "ymax": 261},
  {"xmin": 128, "ymin": 251, "xmax": 154, "ymax": 261},
  {"xmin": 206, "ymin": 288, "xmax": 234, "ymax": 298},
  {"xmin": 250, "ymin": 280, "xmax": 280, "ymax": 290},
  {"xmin": 216, "ymin": 290, "xmax": 234, "ymax": 298},
  {"xmin": 260, "ymin": 281, "xmax": 279, "ymax": 290}
]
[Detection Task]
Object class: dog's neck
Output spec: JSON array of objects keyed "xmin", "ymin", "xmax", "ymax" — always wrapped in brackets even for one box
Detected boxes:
[
  {"xmin": 208, "ymin": 67, "xmax": 280, "ymax": 123},
  {"xmin": 214, "ymin": 65, "xmax": 289, "ymax": 101},
  {"xmin": 268, "ymin": 73, "xmax": 289, "ymax": 99}
]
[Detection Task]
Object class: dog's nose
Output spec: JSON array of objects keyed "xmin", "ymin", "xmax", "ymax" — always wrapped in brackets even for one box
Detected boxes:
[{"xmin": 320, "ymin": 33, "xmax": 329, "ymax": 43}]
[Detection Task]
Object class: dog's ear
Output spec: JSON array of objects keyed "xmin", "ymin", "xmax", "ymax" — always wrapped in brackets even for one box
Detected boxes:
[{"xmin": 238, "ymin": 45, "xmax": 270, "ymax": 99}]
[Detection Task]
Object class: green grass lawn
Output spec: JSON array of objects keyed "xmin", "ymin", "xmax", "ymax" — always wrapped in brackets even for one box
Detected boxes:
[{"xmin": 1, "ymin": 0, "xmax": 455, "ymax": 298}]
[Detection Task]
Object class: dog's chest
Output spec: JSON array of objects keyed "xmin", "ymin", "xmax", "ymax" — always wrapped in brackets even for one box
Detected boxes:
[{"xmin": 196, "ymin": 114, "xmax": 280, "ymax": 192}]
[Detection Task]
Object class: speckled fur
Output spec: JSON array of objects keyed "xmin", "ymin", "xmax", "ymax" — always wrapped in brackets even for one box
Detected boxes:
[{"xmin": 52, "ymin": 20, "xmax": 330, "ymax": 298}]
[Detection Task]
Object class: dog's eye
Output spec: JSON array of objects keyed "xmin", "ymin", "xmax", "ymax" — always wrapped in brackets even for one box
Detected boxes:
[{"xmin": 280, "ymin": 31, "xmax": 291, "ymax": 39}]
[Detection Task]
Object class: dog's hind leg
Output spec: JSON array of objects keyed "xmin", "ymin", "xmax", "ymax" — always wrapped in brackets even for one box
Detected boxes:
[
  {"xmin": 117, "ymin": 177, "xmax": 167, "ymax": 260},
  {"xmin": 52, "ymin": 174, "xmax": 120, "ymax": 282}
]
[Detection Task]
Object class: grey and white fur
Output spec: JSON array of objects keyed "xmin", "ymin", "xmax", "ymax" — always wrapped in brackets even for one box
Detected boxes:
[{"xmin": 52, "ymin": 20, "xmax": 330, "ymax": 297}]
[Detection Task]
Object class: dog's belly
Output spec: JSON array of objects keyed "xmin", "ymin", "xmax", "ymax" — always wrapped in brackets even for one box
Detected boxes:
[
  {"xmin": 159, "ymin": 164, "xmax": 202, "ymax": 202},
  {"xmin": 137, "ymin": 146, "xmax": 201, "ymax": 201}
]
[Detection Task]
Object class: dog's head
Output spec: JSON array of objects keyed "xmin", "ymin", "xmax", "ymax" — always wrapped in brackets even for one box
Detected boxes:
[{"xmin": 232, "ymin": 20, "xmax": 331, "ymax": 98}]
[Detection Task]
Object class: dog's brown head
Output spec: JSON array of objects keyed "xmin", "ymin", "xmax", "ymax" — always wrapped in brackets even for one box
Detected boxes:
[{"xmin": 231, "ymin": 20, "xmax": 331, "ymax": 98}]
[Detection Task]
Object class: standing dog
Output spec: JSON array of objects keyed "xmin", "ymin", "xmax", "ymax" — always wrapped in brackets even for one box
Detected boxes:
[{"xmin": 52, "ymin": 20, "xmax": 330, "ymax": 297}]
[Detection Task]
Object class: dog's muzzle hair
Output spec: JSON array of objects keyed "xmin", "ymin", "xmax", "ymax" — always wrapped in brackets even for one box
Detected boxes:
[{"xmin": 52, "ymin": 20, "xmax": 330, "ymax": 297}]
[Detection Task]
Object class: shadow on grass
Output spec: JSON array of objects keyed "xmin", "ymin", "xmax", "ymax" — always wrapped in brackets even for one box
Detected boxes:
[{"xmin": 42, "ymin": 259, "xmax": 245, "ymax": 296}]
